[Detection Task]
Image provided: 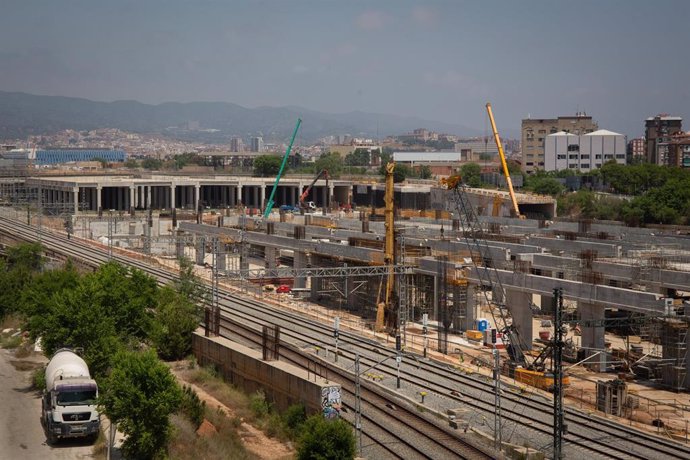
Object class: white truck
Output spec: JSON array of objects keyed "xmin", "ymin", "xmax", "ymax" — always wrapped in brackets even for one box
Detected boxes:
[{"xmin": 42, "ymin": 349, "xmax": 100, "ymax": 444}]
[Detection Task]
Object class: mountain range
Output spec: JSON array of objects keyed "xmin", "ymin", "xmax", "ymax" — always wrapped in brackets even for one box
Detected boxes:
[{"xmin": 0, "ymin": 91, "xmax": 482, "ymax": 144}]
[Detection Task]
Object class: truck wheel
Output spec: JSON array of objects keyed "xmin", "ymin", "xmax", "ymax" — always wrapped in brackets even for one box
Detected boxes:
[{"xmin": 47, "ymin": 432, "xmax": 58, "ymax": 445}]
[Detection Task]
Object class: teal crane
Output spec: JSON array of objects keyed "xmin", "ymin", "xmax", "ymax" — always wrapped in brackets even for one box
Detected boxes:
[{"xmin": 262, "ymin": 118, "xmax": 302, "ymax": 218}]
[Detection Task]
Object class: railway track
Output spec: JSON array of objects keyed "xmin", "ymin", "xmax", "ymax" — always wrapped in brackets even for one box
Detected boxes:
[
  {"xmin": 3, "ymin": 216, "xmax": 690, "ymax": 459},
  {"xmin": 0, "ymin": 219, "xmax": 492, "ymax": 459}
]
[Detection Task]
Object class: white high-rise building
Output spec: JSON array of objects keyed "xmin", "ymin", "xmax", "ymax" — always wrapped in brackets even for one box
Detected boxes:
[
  {"xmin": 544, "ymin": 129, "xmax": 626, "ymax": 172},
  {"xmin": 250, "ymin": 136, "xmax": 264, "ymax": 152}
]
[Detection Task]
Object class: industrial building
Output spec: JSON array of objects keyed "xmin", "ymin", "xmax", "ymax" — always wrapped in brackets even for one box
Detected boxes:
[
  {"xmin": 544, "ymin": 129, "xmax": 627, "ymax": 172},
  {"xmin": 35, "ymin": 148, "xmax": 126, "ymax": 165}
]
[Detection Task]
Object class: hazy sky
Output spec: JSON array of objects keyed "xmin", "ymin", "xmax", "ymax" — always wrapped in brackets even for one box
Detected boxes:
[{"xmin": 1, "ymin": 0, "xmax": 688, "ymax": 138}]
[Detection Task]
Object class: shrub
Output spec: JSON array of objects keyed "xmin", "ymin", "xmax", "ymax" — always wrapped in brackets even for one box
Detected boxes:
[
  {"xmin": 179, "ymin": 385, "xmax": 206, "ymax": 429},
  {"xmin": 297, "ymin": 415, "xmax": 356, "ymax": 460},
  {"xmin": 32, "ymin": 367, "xmax": 46, "ymax": 391},
  {"xmin": 249, "ymin": 390, "xmax": 270, "ymax": 419},
  {"xmin": 282, "ymin": 404, "xmax": 307, "ymax": 439}
]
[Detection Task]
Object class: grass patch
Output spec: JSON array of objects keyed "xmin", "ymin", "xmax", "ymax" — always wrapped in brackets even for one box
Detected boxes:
[
  {"xmin": 168, "ymin": 412, "xmax": 257, "ymax": 460},
  {"xmin": 184, "ymin": 366, "xmax": 305, "ymax": 444},
  {"xmin": 32, "ymin": 368, "xmax": 46, "ymax": 391},
  {"xmin": 187, "ymin": 366, "xmax": 254, "ymax": 421},
  {"xmin": 91, "ymin": 427, "xmax": 107, "ymax": 459},
  {"xmin": 0, "ymin": 334, "xmax": 22, "ymax": 349}
]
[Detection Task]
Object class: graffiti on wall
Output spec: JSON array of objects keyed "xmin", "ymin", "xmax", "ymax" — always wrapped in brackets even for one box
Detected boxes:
[{"xmin": 321, "ymin": 385, "xmax": 342, "ymax": 419}]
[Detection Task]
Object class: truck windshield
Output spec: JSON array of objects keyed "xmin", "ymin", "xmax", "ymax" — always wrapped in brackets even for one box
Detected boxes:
[{"xmin": 56, "ymin": 388, "xmax": 97, "ymax": 406}]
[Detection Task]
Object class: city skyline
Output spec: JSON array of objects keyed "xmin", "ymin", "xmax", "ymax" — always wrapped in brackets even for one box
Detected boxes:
[{"xmin": 1, "ymin": 0, "xmax": 688, "ymax": 139}]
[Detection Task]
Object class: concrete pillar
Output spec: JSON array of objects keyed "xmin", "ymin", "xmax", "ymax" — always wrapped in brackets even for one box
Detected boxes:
[
  {"xmin": 329, "ymin": 184, "xmax": 335, "ymax": 208},
  {"xmin": 463, "ymin": 284, "xmax": 478, "ymax": 331},
  {"xmin": 579, "ymin": 301, "xmax": 606, "ymax": 372},
  {"xmin": 170, "ymin": 184, "xmax": 176, "ymax": 210},
  {"xmin": 129, "ymin": 186, "xmax": 135, "ymax": 212},
  {"xmin": 265, "ymin": 246, "xmax": 278, "ymax": 269},
  {"xmin": 294, "ymin": 250, "xmax": 308, "ymax": 289},
  {"xmin": 506, "ymin": 289, "xmax": 533, "ymax": 351},
  {"xmin": 216, "ymin": 250, "xmax": 226, "ymax": 271},
  {"xmin": 73, "ymin": 188, "xmax": 79, "ymax": 215},
  {"xmin": 237, "ymin": 185, "xmax": 243, "ymax": 206},
  {"xmin": 195, "ymin": 237, "xmax": 206, "ymax": 266},
  {"xmin": 195, "ymin": 185, "xmax": 201, "ymax": 212},
  {"xmin": 260, "ymin": 186, "xmax": 266, "ymax": 211},
  {"xmin": 96, "ymin": 186, "xmax": 102, "ymax": 212},
  {"xmin": 541, "ymin": 293, "xmax": 554, "ymax": 314}
]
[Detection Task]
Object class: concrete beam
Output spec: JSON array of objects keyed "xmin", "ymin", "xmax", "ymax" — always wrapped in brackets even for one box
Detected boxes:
[
  {"xmin": 526, "ymin": 236, "xmax": 621, "ymax": 258},
  {"xmin": 466, "ymin": 267, "xmax": 666, "ymax": 314}
]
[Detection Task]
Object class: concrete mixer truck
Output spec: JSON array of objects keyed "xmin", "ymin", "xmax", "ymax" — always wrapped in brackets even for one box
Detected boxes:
[{"xmin": 41, "ymin": 349, "xmax": 100, "ymax": 443}]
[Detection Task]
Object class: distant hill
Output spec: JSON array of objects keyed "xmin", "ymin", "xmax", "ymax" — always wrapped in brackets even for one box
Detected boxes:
[{"xmin": 0, "ymin": 91, "xmax": 481, "ymax": 143}]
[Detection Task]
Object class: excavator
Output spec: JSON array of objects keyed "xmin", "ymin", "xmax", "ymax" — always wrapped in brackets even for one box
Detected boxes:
[
  {"xmin": 486, "ymin": 103, "xmax": 525, "ymax": 219},
  {"xmin": 441, "ymin": 171, "xmax": 569, "ymax": 391},
  {"xmin": 298, "ymin": 169, "xmax": 329, "ymax": 210}
]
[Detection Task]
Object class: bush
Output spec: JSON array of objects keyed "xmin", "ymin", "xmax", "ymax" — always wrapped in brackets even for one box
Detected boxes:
[
  {"xmin": 297, "ymin": 415, "xmax": 356, "ymax": 460},
  {"xmin": 282, "ymin": 404, "xmax": 307, "ymax": 439},
  {"xmin": 249, "ymin": 390, "xmax": 270, "ymax": 419},
  {"xmin": 32, "ymin": 368, "xmax": 46, "ymax": 391},
  {"xmin": 179, "ymin": 385, "xmax": 206, "ymax": 429}
]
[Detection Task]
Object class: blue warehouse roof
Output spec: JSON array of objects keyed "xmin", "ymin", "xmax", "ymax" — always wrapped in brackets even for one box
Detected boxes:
[{"xmin": 36, "ymin": 149, "xmax": 126, "ymax": 165}]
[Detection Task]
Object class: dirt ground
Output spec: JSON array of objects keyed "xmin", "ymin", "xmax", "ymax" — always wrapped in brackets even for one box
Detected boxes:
[{"xmin": 169, "ymin": 363, "xmax": 294, "ymax": 460}]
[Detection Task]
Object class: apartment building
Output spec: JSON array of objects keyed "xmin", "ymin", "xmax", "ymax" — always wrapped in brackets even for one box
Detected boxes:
[
  {"xmin": 645, "ymin": 115, "xmax": 683, "ymax": 165},
  {"xmin": 521, "ymin": 113, "xmax": 598, "ymax": 174}
]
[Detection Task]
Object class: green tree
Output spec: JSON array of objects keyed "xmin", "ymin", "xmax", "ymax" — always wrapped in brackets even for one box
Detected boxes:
[
  {"xmin": 142, "ymin": 158, "xmax": 163, "ymax": 170},
  {"xmin": 529, "ymin": 176, "xmax": 564, "ymax": 196},
  {"xmin": 344, "ymin": 149, "xmax": 370, "ymax": 166},
  {"xmin": 23, "ymin": 261, "xmax": 157, "ymax": 376},
  {"xmin": 5, "ymin": 242, "xmax": 43, "ymax": 271},
  {"xmin": 417, "ymin": 164, "xmax": 433, "ymax": 179},
  {"xmin": 124, "ymin": 159, "xmax": 139, "ymax": 168},
  {"xmin": 296, "ymin": 415, "xmax": 356, "ymax": 460},
  {"xmin": 314, "ymin": 152, "xmax": 344, "ymax": 178},
  {"xmin": 253, "ymin": 155, "xmax": 284, "ymax": 177},
  {"xmin": 93, "ymin": 157, "xmax": 108, "ymax": 168},
  {"xmin": 150, "ymin": 286, "xmax": 199, "ymax": 360},
  {"xmin": 459, "ymin": 162, "xmax": 482, "ymax": 187},
  {"xmin": 20, "ymin": 260, "xmax": 80, "ymax": 325},
  {"xmin": 174, "ymin": 257, "xmax": 210, "ymax": 306},
  {"xmin": 0, "ymin": 243, "xmax": 44, "ymax": 319},
  {"xmin": 393, "ymin": 163, "xmax": 410, "ymax": 183},
  {"xmin": 99, "ymin": 350, "xmax": 182, "ymax": 460}
]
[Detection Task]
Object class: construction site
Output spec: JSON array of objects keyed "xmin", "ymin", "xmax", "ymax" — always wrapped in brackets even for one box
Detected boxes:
[{"xmin": 2, "ymin": 114, "xmax": 690, "ymax": 456}]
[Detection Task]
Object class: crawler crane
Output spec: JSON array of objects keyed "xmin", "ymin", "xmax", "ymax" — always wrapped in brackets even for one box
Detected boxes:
[{"xmin": 441, "ymin": 174, "xmax": 568, "ymax": 390}]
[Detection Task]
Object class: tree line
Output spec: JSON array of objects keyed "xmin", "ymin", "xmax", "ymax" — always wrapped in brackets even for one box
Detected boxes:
[{"xmin": 0, "ymin": 244, "xmax": 355, "ymax": 459}]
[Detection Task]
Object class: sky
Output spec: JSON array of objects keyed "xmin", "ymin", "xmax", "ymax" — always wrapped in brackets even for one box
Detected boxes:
[{"xmin": 1, "ymin": 0, "xmax": 688, "ymax": 138}]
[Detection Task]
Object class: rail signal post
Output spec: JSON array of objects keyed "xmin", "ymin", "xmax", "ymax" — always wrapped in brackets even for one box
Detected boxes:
[
  {"xmin": 553, "ymin": 287, "xmax": 566, "ymax": 459},
  {"xmin": 334, "ymin": 316, "xmax": 340, "ymax": 362},
  {"xmin": 395, "ymin": 334, "xmax": 402, "ymax": 389}
]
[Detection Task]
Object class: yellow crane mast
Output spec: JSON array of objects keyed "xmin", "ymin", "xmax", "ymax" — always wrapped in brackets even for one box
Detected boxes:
[
  {"xmin": 485, "ymin": 103, "xmax": 524, "ymax": 219},
  {"xmin": 376, "ymin": 162, "xmax": 396, "ymax": 332}
]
